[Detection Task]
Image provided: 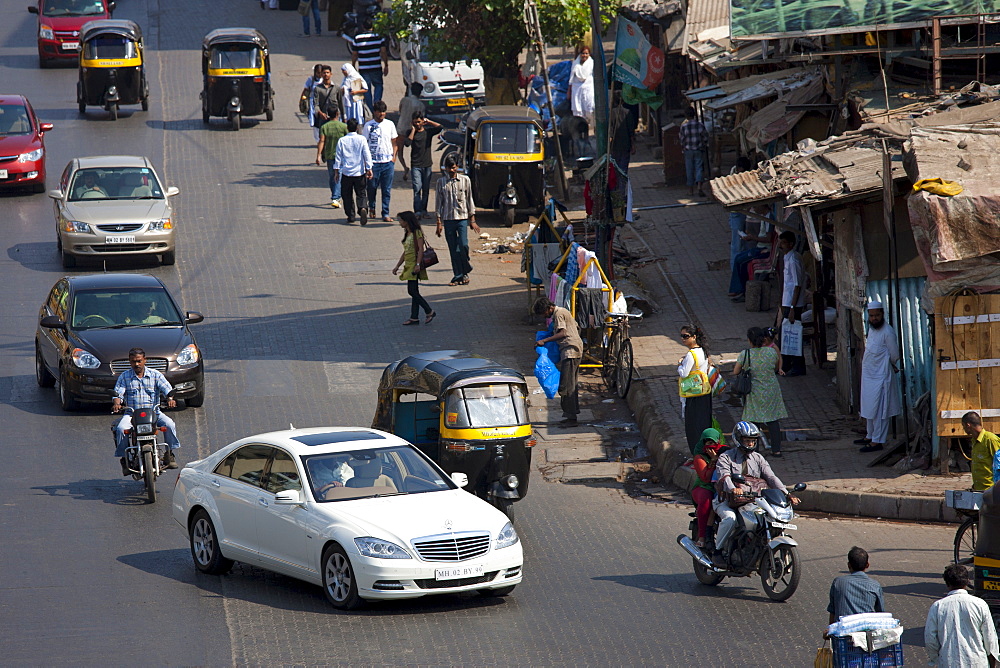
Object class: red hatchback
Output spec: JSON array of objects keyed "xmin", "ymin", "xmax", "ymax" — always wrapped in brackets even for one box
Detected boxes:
[
  {"xmin": 28, "ymin": 0, "xmax": 116, "ymax": 68},
  {"xmin": 0, "ymin": 95, "xmax": 53, "ymax": 193}
]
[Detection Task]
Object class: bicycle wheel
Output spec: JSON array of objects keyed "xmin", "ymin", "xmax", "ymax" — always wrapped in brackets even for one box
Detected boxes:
[
  {"xmin": 615, "ymin": 338, "xmax": 634, "ymax": 398},
  {"xmin": 954, "ymin": 517, "xmax": 977, "ymax": 565},
  {"xmin": 602, "ymin": 330, "xmax": 621, "ymax": 394}
]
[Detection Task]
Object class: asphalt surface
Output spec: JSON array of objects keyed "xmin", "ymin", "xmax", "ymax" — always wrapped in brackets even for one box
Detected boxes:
[{"xmin": 0, "ymin": 0, "xmax": 962, "ymax": 665}]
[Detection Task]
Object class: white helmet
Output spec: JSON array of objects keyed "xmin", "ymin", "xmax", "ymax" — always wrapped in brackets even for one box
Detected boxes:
[{"xmin": 733, "ymin": 421, "xmax": 762, "ymax": 454}]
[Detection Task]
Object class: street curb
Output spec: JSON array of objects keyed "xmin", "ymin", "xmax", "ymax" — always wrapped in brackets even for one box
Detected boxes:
[{"xmin": 627, "ymin": 379, "xmax": 688, "ymax": 487}]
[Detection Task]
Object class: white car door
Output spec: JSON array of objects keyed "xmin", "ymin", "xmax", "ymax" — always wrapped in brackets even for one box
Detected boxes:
[
  {"xmin": 210, "ymin": 444, "xmax": 273, "ymax": 565},
  {"xmin": 254, "ymin": 448, "xmax": 316, "ymax": 579}
]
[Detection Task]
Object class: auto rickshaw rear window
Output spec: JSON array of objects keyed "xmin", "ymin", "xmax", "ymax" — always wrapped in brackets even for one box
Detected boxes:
[
  {"xmin": 445, "ymin": 384, "xmax": 528, "ymax": 428},
  {"xmin": 84, "ymin": 36, "xmax": 137, "ymax": 60},
  {"xmin": 43, "ymin": 0, "xmax": 105, "ymax": 17},
  {"xmin": 477, "ymin": 123, "xmax": 541, "ymax": 154},
  {"xmin": 210, "ymin": 45, "xmax": 260, "ymax": 70}
]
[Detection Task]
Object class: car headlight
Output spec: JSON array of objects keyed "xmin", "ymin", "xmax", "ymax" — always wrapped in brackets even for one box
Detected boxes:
[
  {"xmin": 354, "ymin": 537, "xmax": 412, "ymax": 559},
  {"xmin": 423, "ymin": 81, "xmax": 435, "ymax": 93},
  {"xmin": 39, "ymin": 25, "xmax": 54, "ymax": 40},
  {"xmin": 18, "ymin": 148, "xmax": 43, "ymax": 163},
  {"xmin": 495, "ymin": 522, "xmax": 519, "ymax": 550},
  {"xmin": 71, "ymin": 348, "xmax": 100, "ymax": 369},
  {"xmin": 149, "ymin": 218, "xmax": 173, "ymax": 231},
  {"xmin": 176, "ymin": 344, "xmax": 199, "ymax": 366},
  {"xmin": 63, "ymin": 220, "xmax": 92, "ymax": 234}
]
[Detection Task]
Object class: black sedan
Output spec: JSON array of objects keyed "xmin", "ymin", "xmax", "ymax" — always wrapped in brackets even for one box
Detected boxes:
[{"xmin": 35, "ymin": 273, "xmax": 205, "ymax": 410}]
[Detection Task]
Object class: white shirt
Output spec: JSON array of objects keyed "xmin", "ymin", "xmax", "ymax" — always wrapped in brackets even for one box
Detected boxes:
[
  {"xmin": 925, "ymin": 589, "xmax": 999, "ymax": 667},
  {"xmin": 781, "ymin": 249, "xmax": 807, "ymax": 308},
  {"xmin": 333, "ymin": 132, "xmax": 373, "ymax": 176},
  {"xmin": 363, "ymin": 118, "xmax": 398, "ymax": 163}
]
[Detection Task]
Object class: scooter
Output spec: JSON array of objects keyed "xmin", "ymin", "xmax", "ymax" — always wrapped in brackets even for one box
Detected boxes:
[
  {"xmin": 118, "ymin": 405, "xmax": 169, "ymax": 503},
  {"xmin": 677, "ymin": 476, "xmax": 807, "ymax": 601}
]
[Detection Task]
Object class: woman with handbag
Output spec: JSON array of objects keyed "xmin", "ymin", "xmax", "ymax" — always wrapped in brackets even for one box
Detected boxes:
[
  {"xmin": 392, "ymin": 211, "xmax": 436, "ymax": 326},
  {"xmin": 678, "ymin": 324, "xmax": 712, "ymax": 454},
  {"xmin": 733, "ymin": 327, "xmax": 788, "ymax": 456}
]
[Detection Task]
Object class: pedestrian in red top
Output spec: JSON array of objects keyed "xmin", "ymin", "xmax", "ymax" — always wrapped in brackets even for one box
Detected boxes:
[{"xmin": 691, "ymin": 428, "xmax": 725, "ymax": 548}]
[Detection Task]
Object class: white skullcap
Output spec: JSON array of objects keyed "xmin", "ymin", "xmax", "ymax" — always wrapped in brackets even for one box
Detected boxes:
[{"xmin": 867, "ymin": 300, "xmax": 883, "ymax": 310}]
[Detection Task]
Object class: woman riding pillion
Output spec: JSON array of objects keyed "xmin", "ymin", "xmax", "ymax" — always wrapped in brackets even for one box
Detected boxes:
[{"xmin": 691, "ymin": 428, "xmax": 725, "ymax": 548}]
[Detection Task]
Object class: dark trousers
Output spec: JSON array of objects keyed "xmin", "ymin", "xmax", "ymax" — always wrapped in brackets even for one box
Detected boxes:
[
  {"xmin": 754, "ymin": 420, "xmax": 783, "ymax": 454},
  {"xmin": 411, "ymin": 166, "xmax": 432, "ymax": 214},
  {"xmin": 684, "ymin": 393, "xmax": 713, "ymax": 454},
  {"xmin": 558, "ymin": 357, "xmax": 580, "ymax": 419},
  {"xmin": 340, "ymin": 174, "xmax": 368, "ymax": 222},
  {"xmin": 442, "ymin": 219, "xmax": 472, "ymax": 281},
  {"xmin": 407, "ymin": 280, "xmax": 432, "ymax": 320},
  {"xmin": 780, "ymin": 306, "xmax": 806, "ymax": 374},
  {"xmin": 729, "ymin": 246, "xmax": 766, "ymax": 294}
]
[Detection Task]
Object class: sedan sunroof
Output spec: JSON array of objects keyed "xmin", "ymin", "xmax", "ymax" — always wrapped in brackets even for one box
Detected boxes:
[{"xmin": 290, "ymin": 431, "xmax": 385, "ymax": 446}]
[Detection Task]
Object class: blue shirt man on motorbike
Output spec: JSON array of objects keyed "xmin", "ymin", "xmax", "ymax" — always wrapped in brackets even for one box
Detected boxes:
[{"xmin": 112, "ymin": 347, "xmax": 181, "ymax": 474}]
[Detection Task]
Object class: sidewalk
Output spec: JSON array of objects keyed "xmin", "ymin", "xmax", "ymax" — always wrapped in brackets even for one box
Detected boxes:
[{"xmin": 614, "ymin": 141, "xmax": 968, "ymax": 522}]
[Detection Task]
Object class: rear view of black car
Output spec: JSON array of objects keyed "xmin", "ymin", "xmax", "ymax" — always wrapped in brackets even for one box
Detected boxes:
[{"xmin": 35, "ymin": 273, "xmax": 205, "ymax": 410}]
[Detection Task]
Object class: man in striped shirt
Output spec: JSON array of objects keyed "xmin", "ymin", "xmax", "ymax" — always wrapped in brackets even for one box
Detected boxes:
[
  {"xmin": 350, "ymin": 22, "xmax": 389, "ymax": 108},
  {"xmin": 435, "ymin": 155, "xmax": 479, "ymax": 286}
]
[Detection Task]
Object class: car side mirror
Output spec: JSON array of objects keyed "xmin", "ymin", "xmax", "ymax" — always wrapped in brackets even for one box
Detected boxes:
[
  {"xmin": 274, "ymin": 489, "xmax": 302, "ymax": 505},
  {"xmin": 39, "ymin": 122, "xmax": 53, "ymax": 133},
  {"xmin": 185, "ymin": 311, "xmax": 204, "ymax": 325},
  {"xmin": 40, "ymin": 315, "xmax": 66, "ymax": 330},
  {"xmin": 47, "ymin": 189, "xmax": 63, "ymax": 200},
  {"xmin": 28, "ymin": 5, "xmax": 38, "ymax": 13},
  {"xmin": 451, "ymin": 472, "xmax": 469, "ymax": 488},
  {"xmin": 792, "ymin": 482, "xmax": 807, "ymax": 492},
  {"xmin": 165, "ymin": 186, "xmax": 180, "ymax": 197}
]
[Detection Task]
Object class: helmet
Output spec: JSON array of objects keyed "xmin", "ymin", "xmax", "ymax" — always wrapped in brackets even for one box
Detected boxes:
[{"xmin": 733, "ymin": 421, "xmax": 762, "ymax": 454}]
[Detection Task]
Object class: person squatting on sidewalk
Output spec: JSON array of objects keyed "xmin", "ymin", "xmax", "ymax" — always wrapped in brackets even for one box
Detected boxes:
[{"xmin": 534, "ymin": 297, "xmax": 583, "ymax": 427}]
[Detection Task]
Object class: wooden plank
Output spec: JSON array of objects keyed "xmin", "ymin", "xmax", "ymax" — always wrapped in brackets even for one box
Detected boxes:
[{"xmin": 984, "ymin": 296, "xmax": 1000, "ymax": 434}]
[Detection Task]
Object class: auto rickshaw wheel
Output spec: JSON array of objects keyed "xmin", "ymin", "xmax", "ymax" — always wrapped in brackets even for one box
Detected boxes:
[
  {"xmin": 141, "ymin": 96, "xmax": 149, "ymax": 112},
  {"xmin": 78, "ymin": 100, "xmax": 86, "ymax": 115},
  {"xmin": 265, "ymin": 103, "xmax": 273, "ymax": 122},
  {"xmin": 109, "ymin": 105, "xmax": 118, "ymax": 121},
  {"xmin": 202, "ymin": 108, "xmax": 210, "ymax": 124},
  {"xmin": 231, "ymin": 113, "xmax": 240, "ymax": 131},
  {"xmin": 494, "ymin": 497, "xmax": 514, "ymax": 519},
  {"xmin": 502, "ymin": 205, "xmax": 515, "ymax": 228}
]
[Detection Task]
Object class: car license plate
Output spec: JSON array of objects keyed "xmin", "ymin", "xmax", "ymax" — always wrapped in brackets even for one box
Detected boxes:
[
  {"xmin": 434, "ymin": 564, "xmax": 485, "ymax": 581},
  {"xmin": 446, "ymin": 97, "xmax": 474, "ymax": 107},
  {"xmin": 0, "ymin": 170, "xmax": 7, "ymax": 179},
  {"xmin": 105, "ymin": 235, "xmax": 135, "ymax": 244},
  {"xmin": 61, "ymin": 41, "xmax": 80, "ymax": 51},
  {"xmin": 772, "ymin": 522, "xmax": 797, "ymax": 530}
]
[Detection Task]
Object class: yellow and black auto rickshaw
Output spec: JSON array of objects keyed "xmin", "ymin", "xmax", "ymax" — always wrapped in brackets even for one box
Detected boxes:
[
  {"xmin": 201, "ymin": 28, "xmax": 274, "ymax": 131},
  {"xmin": 77, "ymin": 20, "xmax": 147, "ymax": 120},
  {"xmin": 372, "ymin": 351, "xmax": 534, "ymax": 517},
  {"xmin": 462, "ymin": 106, "xmax": 546, "ymax": 227},
  {"xmin": 973, "ymin": 485, "xmax": 1000, "ymax": 610}
]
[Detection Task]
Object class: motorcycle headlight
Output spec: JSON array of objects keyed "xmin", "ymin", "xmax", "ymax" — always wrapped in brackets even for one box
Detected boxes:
[
  {"xmin": 71, "ymin": 348, "xmax": 100, "ymax": 369},
  {"xmin": 39, "ymin": 25, "xmax": 54, "ymax": 40},
  {"xmin": 423, "ymin": 82, "xmax": 436, "ymax": 93},
  {"xmin": 63, "ymin": 220, "xmax": 92, "ymax": 234},
  {"xmin": 775, "ymin": 507, "xmax": 793, "ymax": 521},
  {"xmin": 18, "ymin": 148, "xmax": 43, "ymax": 163},
  {"xmin": 354, "ymin": 537, "xmax": 412, "ymax": 559},
  {"xmin": 176, "ymin": 344, "xmax": 199, "ymax": 366},
  {"xmin": 149, "ymin": 218, "xmax": 173, "ymax": 231},
  {"xmin": 496, "ymin": 521, "xmax": 519, "ymax": 550}
]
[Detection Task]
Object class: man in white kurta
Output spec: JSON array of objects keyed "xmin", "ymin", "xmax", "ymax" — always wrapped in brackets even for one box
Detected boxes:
[{"xmin": 859, "ymin": 301, "xmax": 901, "ymax": 453}]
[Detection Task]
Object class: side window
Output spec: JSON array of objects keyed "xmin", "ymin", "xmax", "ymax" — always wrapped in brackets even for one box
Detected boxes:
[
  {"xmin": 47, "ymin": 281, "xmax": 68, "ymax": 320},
  {"xmin": 265, "ymin": 449, "xmax": 301, "ymax": 494},
  {"xmin": 60, "ymin": 163, "xmax": 72, "ymax": 192},
  {"xmin": 216, "ymin": 444, "xmax": 272, "ymax": 488}
]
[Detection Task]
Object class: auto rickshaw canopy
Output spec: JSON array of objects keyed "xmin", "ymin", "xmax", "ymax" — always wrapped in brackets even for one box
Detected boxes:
[
  {"xmin": 372, "ymin": 351, "xmax": 526, "ymax": 432},
  {"xmin": 202, "ymin": 28, "xmax": 269, "ymax": 54},
  {"xmin": 80, "ymin": 19, "xmax": 143, "ymax": 44},
  {"xmin": 466, "ymin": 106, "xmax": 543, "ymax": 132}
]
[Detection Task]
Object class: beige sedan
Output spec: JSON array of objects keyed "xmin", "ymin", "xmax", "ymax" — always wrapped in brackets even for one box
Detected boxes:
[{"xmin": 50, "ymin": 155, "xmax": 179, "ymax": 268}]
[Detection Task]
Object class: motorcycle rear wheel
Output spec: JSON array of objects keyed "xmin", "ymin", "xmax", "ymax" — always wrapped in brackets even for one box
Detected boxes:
[
  {"xmin": 142, "ymin": 450, "xmax": 156, "ymax": 503},
  {"xmin": 760, "ymin": 544, "xmax": 800, "ymax": 601},
  {"xmin": 692, "ymin": 527, "xmax": 724, "ymax": 585}
]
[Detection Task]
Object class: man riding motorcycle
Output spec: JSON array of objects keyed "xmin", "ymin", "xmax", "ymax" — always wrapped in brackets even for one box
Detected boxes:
[
  {"xmin": 711, "ymin": 421, "xmax": 799, "ymax": 568},
  {"xmin": 112, "ymin": 347, "xmax": 180, "ymax": 475}
]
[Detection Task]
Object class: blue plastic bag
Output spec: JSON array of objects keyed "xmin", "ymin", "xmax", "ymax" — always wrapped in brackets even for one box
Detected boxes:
[
  {"xmin": 534, "ymin": 347, "xmax": 561, "ymax": 399},
  {"xmin": 535, "ymin": 330, "xmax": 560, "ymax": 365}
]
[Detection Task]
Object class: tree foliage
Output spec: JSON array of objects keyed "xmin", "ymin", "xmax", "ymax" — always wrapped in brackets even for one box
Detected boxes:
[{"xmin": 378, "ymin": 0, "xmax": 615, "ymax": 81}]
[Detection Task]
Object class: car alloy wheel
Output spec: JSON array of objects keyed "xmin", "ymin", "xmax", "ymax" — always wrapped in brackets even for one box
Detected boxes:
[
  {"xmin": 322, "ymin": 545, "xmax": 362, "ymax": 610},
  {"xmin": 190, "ymin": 510, "xmax": 233, "ymax": 575}
]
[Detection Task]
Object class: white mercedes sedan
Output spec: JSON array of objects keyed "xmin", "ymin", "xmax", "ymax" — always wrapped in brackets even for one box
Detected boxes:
[{"xmin": 171, "ymin": 427, "xmax": 523, "ymax": 609}]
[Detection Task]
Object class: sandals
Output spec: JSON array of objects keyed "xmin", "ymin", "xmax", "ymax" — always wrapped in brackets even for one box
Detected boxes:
[
  {"xmin": 402, "ymin": 319, "xmax": 420, "ymax": 326},
  {"xmin": 460, "ymin": 277, "xmax": 470, "ymax": 285},
  {"xmin": 424, "ymin": 311, "xmax": 436, "ymax": 324}
]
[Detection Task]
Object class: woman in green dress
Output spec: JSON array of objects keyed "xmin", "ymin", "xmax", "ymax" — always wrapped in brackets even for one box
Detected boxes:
[
  {"xmin": 732, "ymin": 327, "xmax": 787, "ymax": 456},
  {"xmin": 392, "ymin": 211, "xmax": 436, "ymax": 325}
]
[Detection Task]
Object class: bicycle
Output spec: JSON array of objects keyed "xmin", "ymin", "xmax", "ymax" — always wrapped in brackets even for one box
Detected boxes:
[
  {"xmin": 954, "ymin": 508, "xmax": 978, "ymax": 566},
  {"xmin": 601, "ymin": 311, "xmax": 639, "ymax": 398}
]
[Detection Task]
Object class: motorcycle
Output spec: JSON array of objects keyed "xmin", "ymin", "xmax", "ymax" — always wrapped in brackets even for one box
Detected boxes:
[
  {"xmin": 677, "ymin": 476, "xmax": 807, "ymax": 601},
  {"xmin": 118, "ymin": 405, "xmax": 169, "ymax": 503}
]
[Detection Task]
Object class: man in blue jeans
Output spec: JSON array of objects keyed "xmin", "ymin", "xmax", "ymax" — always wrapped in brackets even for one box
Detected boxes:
[
  {"xmin": 315, "ymin": 106, "xmax": 347, "ymax": 207},
  {"xmin": 435, "ymin": 155, "xmax": 479, "ymax": 286},
  {"xmin": 403, "ymin": 110, "xmax": 441, "ymax": 218},
  {"xmin": 350, "ymin": 23, "xmax": 388, "ymax": 107},
  {"xmin": 300, "ymin": 0, "xmax": 321, "ymax": 36},
  {"xmin": 363, "ymin": 100, "xmax": 398, "ymax": 221},
  {"xmin": 679, "ymin": 107, "xmax": 709, "ymax": 197}
]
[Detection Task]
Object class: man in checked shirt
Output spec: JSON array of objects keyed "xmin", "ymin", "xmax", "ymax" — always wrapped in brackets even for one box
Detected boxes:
[
  {"xmin": 679, "ymin": 107, "xmax": 709, "ymax": 198},
  {"xmin": 825, "ymin": 546, "xmax": 885, "ymax": 636},
  {"xmin": 112, "ymin": 347, "xmax": 181, "ymax": 475}
]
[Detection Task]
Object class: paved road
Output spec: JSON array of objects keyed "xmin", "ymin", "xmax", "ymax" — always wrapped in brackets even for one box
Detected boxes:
[{"xmin": 0, "ymin": 0, "xmax": 961, "ymax": 665}]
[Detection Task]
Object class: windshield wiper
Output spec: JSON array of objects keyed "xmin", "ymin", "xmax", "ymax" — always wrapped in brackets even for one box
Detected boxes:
[{"xmin": 134, "ymin": 321, "xmax": 183, "ymax": 327}]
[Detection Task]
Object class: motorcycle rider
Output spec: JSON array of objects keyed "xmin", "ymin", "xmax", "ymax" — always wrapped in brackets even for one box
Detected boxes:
[
  {"xmin": 711, "ymin": 421, "xmax": 799, "ymax": 567},
  {"xmin": 112, "ymin": 347, "xmax": 180, "ymax": 475}
]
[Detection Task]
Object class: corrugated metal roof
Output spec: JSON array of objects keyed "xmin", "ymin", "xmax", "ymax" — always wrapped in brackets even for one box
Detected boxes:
[
  {"xmin": 709, "ymin": 170, "xmax": 776, "ymax": 206},
  {"xmin": 682, "ymin": 0, "xmax": 730, "ymax": 53}
]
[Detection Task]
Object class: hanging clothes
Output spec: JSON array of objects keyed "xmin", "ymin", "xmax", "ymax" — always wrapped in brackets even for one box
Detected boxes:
[
  {"xmin": 548, "ymin": 272, "xmax": 560, "ymax": 302},
  {"xmin": 532, "ymin": 243, "xmax": 562, "ymax": 283},
  {"xmin": 575, "ymin": 287, "xmax": 607, "ymax": 329},
  {"xmin": 565, "ymin": 242, "xmax": 581, "ymax": 286}
]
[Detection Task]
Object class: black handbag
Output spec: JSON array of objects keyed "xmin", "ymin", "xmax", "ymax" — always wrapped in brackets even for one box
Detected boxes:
[
  {"xmin": 419, "ymin": 242, "xmax": 439, "ymax": 271},
  {"xmin": 730, "ymin": 349, "xmax": 753, "ymax": 396}
]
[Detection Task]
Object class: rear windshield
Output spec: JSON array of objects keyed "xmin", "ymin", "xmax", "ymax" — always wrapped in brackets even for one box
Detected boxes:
[
  {"xmin": 42, "ymin": 0, "xmax": 106, "ymax": 17},
  {"xmin": 209, "ymin": 45, "xmax": 260, "ymax": 70},
  {"xmin": 477, "ymin": 123, "xmax": 541, "ymax": 154},
  {"xmin": 0, "ymin": 104, "xmax": 32, "ymax": 136},
  {"xmin": 83, "ymin": 36, "xmax": 138, "ymax": 60}
]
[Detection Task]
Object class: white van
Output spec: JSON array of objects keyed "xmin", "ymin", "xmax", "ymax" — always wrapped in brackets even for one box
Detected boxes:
[{"xmin": 401, "ymin": 31, "xmax": 485, "ymax": 122}]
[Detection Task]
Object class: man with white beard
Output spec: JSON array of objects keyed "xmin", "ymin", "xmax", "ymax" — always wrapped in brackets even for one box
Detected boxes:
[{"xmin": 857, "ymin": 301, "xmax": 901, "ymax": 453}]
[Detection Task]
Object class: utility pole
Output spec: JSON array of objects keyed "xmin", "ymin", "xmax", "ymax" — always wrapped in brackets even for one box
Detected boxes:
[{"xmin": 524, "ymin": 0, "xmax": 568, "ymax": 200}]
